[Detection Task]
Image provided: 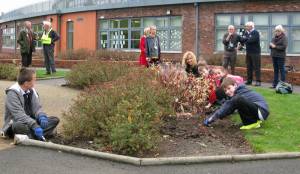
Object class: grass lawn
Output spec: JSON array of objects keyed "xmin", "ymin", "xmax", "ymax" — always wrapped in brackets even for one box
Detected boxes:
[
  {"xmin": 36, "ymin": 69, "xmax": 68, "ymax": 79},
  {"xmin": 231, "ymin": 87, "xmax": 300, "ymax": 153}
]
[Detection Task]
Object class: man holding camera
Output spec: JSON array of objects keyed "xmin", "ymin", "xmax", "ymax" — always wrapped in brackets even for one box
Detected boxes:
[{"xmin": 222, "ymin": 25, "xmax": 242, "ymax": 75}]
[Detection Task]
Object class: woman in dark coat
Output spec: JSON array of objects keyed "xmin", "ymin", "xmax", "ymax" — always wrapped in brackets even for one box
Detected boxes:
[{"xmin": 269, "ymin": 25, "xmax": 288, "ymax": 88}]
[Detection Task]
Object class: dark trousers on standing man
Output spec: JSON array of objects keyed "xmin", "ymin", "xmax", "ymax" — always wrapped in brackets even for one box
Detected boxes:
[
  {"xmin": 272, "ymin": 56, "xmax": 286, "ymax": 87},
  {"xmin": 43, "ymin": 45, "xmax": 56, "ymax": 74},
  {"xmin": 21, "ymin": 51, "xmax": 32, "ymax": 67},
  {"xmin": 246, "ymin": 53, "xmax": 261, "ymax": 83},
  {"xmin": 223, "ymin": 54, "xmax": 237, "ymax": 75}
]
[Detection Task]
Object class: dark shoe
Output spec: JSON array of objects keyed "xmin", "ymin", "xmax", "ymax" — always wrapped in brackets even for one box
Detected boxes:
[
  {"xmin": 44, "ymin": 72, "xmax": 51, "ymax": 75},
  {"xmin": 245, "ymin": 81, "xmax": 252, "ymax": 85},
  {"xmin": 255, "ymin": 82, "xmax": 261, "ymax": 86}
]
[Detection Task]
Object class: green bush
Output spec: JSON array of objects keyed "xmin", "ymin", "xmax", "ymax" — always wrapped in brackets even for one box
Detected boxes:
[
  {"xmin": 63, "ymin": 68, "xmax": 175, "ymax": 156},
  {"xmin": 0, "ymin": 64, "xmax": 18, "ymax": 81},
  {"xmin": 65, "ymin": 60, "xmax": 133, "ymax": 89}
]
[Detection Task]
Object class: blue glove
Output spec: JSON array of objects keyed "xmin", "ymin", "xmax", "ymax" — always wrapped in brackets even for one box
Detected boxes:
[
  {"xmin": 38, "ymin": 115, "xmax": 48, "ymax": 129},
  {"xmin": 34, "ymin": 127, "xmax": 44, "ymax": 140},
  {"xmin": 203, "ymin": 115, "xmax": 215, "ymax": 127}
]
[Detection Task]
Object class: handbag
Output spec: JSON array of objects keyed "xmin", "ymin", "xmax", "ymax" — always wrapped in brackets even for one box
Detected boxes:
[{"xmin": 275, "ymin": 81, "xmax": 293, "ymax": 94}]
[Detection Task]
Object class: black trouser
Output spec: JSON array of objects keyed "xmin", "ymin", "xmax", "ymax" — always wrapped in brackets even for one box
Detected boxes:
[
  {"xmin": 223, "ymin": 54, "xmax": 237, "ymax": 75},
  {"xmin": 272, "ymin": 56, "xmax": 286, "ymax": 87},
  {"xmin": 231, "ymin": 96, "xmax": 259, "ymax": 125},
  {"xmin": 246, "ymin": 53, "xmax": 261, "ymax": 83},
  {"xmin": 21, "ymin": 51, "xmax": 32, "ymax": 67},
  {"xmin": 12, "ymin": 116, "xmax": 59, "ymax": 139},
  {"xmin": 43, "ymin": 45, "xmax": 56, "ymax": 73}
]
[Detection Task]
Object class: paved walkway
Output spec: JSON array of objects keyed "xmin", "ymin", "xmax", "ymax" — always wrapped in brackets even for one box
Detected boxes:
[{"xmin": 0, "ymin": 146, "xmax": 299, "ymax": 174}]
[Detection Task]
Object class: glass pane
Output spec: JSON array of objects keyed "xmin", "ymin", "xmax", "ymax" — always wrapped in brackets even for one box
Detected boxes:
[
  {"xmin": 216, "ymin": 29, "xmax": 227, "ymax": 40},
  {"xmin": 292, "ymin": 14, "xmax": 300, "ymax": 25},
  {"xmin": 292, "ymin": 29, "xmax": 300, "ymax": 40},
  {"xmin": 170, "ymin": 16, "xmax": 182, "ymax": 27},
  {"xmin": 110, "ymin": 31, "xmax": 119, "ymax": 39},
  {"xmin": 257, "ymin": 28, "xmax": 269, "ymax": 40},
  {"xmin": 233, "ymin": 15, "xmax": 242, "ymax": 26},
  {"xmin": 131, "ymin": 31, "xmax": 141, "ymax": 40},
  {"xmin": 272, "ymin": 14, "xmax": 288, "ymax": 26},
  {"xmin": 156, "ymin": 17, "xmax": 168, "ymax": 27},
  {"xmin": 170, "ymin": 40, "xmax": 181, "ymax": 50},
  {"xmin": 157, "ymin": 30, "xmax": 168, "ymax": 50},
  {"xmin": 100, "ymin": 32, "xmax": 108, "ymax": 48},
  {"xmin": 100, "ymin": 20, "xmax": 108, "ymax": 29},
  {"xmin": 253, "ymin": 14, "xmax": 269, "ymax": 26},
  {"xmin": 216, "ymin": 15, "xmax": 231, "ymax": 26},
  {"xmin": 120, "ymin": 30, "xmax": 128, "ymax": 40},
  {"xmin": 111, "ymin": 20, "xmax": 119, "ymax": 28},
  {"xmin": 170, "ymin": 29, "xmax": 181, "ymax": 40},
  {"xmin": 131, "ymin": 19, "xmax": 141, "ymax": 28},
  {"xmin": 119, "ymin": 40, "xmax": 128, "ymax": 49},
  {"xmin": 110, "ymin": 40, "xmax": 118, "ymax": 49},
  {"xmin": 291, "ymin": 41, "xmax": 300, "ymax": 52},
  {"xmin": 143, "ymin": 18, "xmax": 155, "ymax": 27},
  {"xmin": 260, "ymin": 40, "xmax": 268, "ymax": 53},
  {"xmin": 216, "ymin": 39, "xmax": 223, "ymax": 51},
  {"xmin": 131, "ymin": 40, "xmax": 140, "ymax": 49},
  {"xmin": 120, "ymin": 19, "xmax": 128, "ymax": 28}
]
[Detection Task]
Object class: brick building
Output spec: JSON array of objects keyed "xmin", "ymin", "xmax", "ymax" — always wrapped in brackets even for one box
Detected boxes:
[{"xmin": 0, "ymin": 0, "xmax": 300, "ymax": 68}]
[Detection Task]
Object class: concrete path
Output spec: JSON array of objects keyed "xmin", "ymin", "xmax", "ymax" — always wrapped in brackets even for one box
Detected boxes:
[
  {"xmin": 0, "ymin": 79, "xmax": 79, "ymax": 150},
  {"xmin": 0, "ymin": 146, "xmax": 299, "ymax": 174}
]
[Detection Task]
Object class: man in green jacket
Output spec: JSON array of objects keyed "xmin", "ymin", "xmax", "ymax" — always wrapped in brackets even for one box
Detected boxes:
[{"xmin": 17, "ymin": 21, "xmax": 36, "ymax": 67}]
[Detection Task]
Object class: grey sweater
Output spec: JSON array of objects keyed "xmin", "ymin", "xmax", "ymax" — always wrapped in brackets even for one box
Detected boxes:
[{"xmin": 2, "ymin": 83, "xmax": 45, "ymax": 135}]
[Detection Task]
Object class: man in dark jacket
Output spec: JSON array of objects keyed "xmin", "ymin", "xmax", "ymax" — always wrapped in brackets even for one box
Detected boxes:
[
  {"xmin": 222, "ymin": 25, "xmax": 242, "ymax": 75},
  {"xmin": 1, "ymin": 68, "xmax": 59, "ymax": 140},
  {"xmin": 41, "ymin": 21, "xmax": 60, "ymax": 74},
  {"xmin": 17, "ymin": 21, "xmax": 36, "ymax": 67},
  {"xmin": 203, "ymin": 77, "xmax": 269, "ymax": 130},
  {"xmin": 242, "ymin": 21, "xmax": 261, "ymax": 86}
]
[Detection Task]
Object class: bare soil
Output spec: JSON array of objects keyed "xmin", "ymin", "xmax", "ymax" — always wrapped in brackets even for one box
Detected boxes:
[{"xmin": 51, "ymin": 114, "xmax": 252, "ymax": 158}]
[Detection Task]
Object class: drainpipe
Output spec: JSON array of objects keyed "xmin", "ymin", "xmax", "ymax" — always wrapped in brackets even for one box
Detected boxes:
[
  {"xmin": 57, "ymin": 10, "xmax": 62, "ymax": 54},
  {"xmin": 194, "ymin": 2, "xmax": 200, "ymax": 60},
  {"xmin": 14, "ymin": 20, "xmax": 17, "ymax": 56}
]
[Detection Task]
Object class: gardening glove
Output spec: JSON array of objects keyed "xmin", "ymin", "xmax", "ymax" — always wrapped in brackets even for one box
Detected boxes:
[
  {"xmin": 38, "ymin": 115, "xmax": 48, "ymax": 129},
  {"xmin": 203, "ymin": 114, "xmax": 216, "ymax": 127},
  {"xmin": 34, "ymin": 127, "xmax": 44, "ymax": 140}
]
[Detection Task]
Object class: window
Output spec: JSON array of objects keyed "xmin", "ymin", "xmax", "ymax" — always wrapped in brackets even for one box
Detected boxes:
[
  {"xmin": 99, "ymin": 16, "xmax": 182, "ymax": 51},
  {"xmin": 67, "ymin": 21, "xmax": 74, "ymax": 49},
  {"xmin": 32, "ymin": 24, "xmax": 43, "ymax": 48},
  {"xmin": 2, "ymin": 27, "xmax": 15, "ymax": 48},
  {"xmin": 215, "ymin": 13, "xmax": 300, "ymax": 54}
]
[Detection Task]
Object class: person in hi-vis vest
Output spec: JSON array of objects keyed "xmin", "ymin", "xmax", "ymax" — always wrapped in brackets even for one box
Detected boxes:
[{"xmin": 41, "ymin": 21, "xmax": 60, "ymax": 75}]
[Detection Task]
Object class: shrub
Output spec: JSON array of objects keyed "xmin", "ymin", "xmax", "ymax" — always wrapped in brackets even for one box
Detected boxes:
[
  {"xmin": 0, "ymin": 64, "xmax": 18, "ymax": 80},
  {"xmin": 62, "ymin": 68, "xmax": 175, "ymax": 156},
  {"xmin": 57, "ymin": 48, "xmax": 91, "ymax": 60},
  {"xmin": 157, "ymin": 63, "xmax": 210, "ymax": 113},
  {"xmin": 94, "ymin": 49, "xmax": 139, "ymax": 61},
  {"xmin": 65, "ymin": 60, "xmax": 133, "ymax": 89}
]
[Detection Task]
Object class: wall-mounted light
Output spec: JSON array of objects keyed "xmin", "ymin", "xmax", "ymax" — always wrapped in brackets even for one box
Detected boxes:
[
  {"xmin": 166, "ymin": 9, "xmax": 171, "ymax": 15},
  {"xmin": 100, "ymin": 16, "xmax": 105, "ymax": 19},
  {"xmin": 67, "ymin": 19, "xmax": 72, "ymax": 22}
]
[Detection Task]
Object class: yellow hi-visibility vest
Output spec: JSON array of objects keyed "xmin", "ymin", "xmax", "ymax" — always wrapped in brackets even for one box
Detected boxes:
[{"xmin": 41, "ymin": 29, "xmax": 52, "ymax": 45}]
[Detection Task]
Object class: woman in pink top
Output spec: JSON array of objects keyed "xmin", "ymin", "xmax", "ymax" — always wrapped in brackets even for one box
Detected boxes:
[{"xmin": 139, "ymin": 27, "xmax": 150, "ymax": 67}]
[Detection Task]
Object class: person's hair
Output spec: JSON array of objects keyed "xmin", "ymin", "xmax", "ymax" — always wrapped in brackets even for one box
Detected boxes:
[
  {"xmin": 245, "ymin": 21, "xmax": 255, "ymax": 28},
  {"xmin": 227, "ymin": 25, "xmax": 235, "ymax": 30},
  {"xmin": 24, "ymin": 21, "xmax": 31, "ymax": 27},
  {"xmin": 43, "ymin": 21, "xmax": 52, "ymax": 27},
  {"xmin": 17, "ymin": 68, "xmax": 36, "ymax": 85},
  {"xmin": 197, "ymin": 57, "xmax": 208, "ymax": 73},
  {"xmin": 144, "ymin": 27, "xmax": 150, "ymax": 35},
  {"xmin": 221, "ymin": 77, "xmax": 236, "ymax": 89},
  {"xmin": 182, "ymin": 51, "xmax": 197, "ymax": 66},
  {"xmin": 150, "ymin": 25, "xmax": 157, "ymax": 30},
  {"xmin": 275, "ymin": 25, "xmax": 285, "ymax": 32}
]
